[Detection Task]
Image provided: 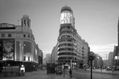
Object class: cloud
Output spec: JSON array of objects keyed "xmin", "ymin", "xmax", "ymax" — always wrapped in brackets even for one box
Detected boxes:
[{"xmin": 90, "ymin": 44, "xmax": 117, "ymax": 60}]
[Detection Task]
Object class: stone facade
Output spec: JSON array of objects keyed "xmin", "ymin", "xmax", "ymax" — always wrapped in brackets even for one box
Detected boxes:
[{"xmin": 0, "ymin": 15, "xmax": 43, "ymax": 64}]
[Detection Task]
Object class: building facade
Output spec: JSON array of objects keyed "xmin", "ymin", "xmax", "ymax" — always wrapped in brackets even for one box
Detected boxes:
[
  {"xmin": 51, "ymin": 43, "xmax": 58, "ymax": 64},
  {"xmin": 0, "ymin": 15, "xmax": 43, "ymax": 64},
  {"xmin": 57, "ymin": 6, "xmax": 89, "ymax": 67},
  {"xmin": 107, "ymin": 52, "xmax": 113, "ymax": 67},
  {"xmin": 43, "ymin": 53, "xmax": 51, "ymax": 64},
  {"xmin": 113, "ymin": 19, "xmax": 119, "ymax": 70}
]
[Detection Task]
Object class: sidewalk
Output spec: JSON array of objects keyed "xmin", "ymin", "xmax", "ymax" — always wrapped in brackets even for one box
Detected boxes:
[
  {"xmin": 92, "ymin": 69, "xmax": 119, "ymax": 75},
  {"xmin": 77, "ymin": 69, "xmax": 119, "ymax": 75}
]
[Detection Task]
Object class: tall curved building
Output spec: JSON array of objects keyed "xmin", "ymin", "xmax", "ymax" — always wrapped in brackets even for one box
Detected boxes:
[{"xmin": 57, "ymin": 6, "xmax": 89, "ymax": 67}]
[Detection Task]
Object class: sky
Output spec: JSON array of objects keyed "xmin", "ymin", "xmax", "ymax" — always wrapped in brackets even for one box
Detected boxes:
[{"xmin": 0, "ymin": 0, "xmax": 119, "ymax": 59}]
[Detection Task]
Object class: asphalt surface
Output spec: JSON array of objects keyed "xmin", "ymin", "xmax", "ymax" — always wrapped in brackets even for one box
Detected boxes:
[
  {"xmin": 72, "ymin": 70, "xmax": 119, "ymax": 79},
  {"xmin": 0, "ymin": 69, "xmax": 75, "ymax": 79},
  {"xmin": 1, "ymin": 69, "xmax": 119, "ymax": 79}
]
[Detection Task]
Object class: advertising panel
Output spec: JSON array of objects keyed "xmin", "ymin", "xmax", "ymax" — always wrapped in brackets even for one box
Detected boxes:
[{"xmin": 0, "ymin": 39, "xmax": 15, "ymax": 60}]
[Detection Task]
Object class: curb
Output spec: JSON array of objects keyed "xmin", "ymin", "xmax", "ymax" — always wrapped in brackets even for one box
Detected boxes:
[
  {"xmin": 92, "ymin": 70, "xmax": 119, "ymax": 75},
  {"xmin": 73, "ymin": 69, "xmax": 119, "ymax": 75}
]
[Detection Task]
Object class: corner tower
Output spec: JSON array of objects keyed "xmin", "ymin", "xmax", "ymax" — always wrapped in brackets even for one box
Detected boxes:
[
  {"xmin": 21, "ymin": 15, "xmax": 31, "ymax": 27},
  {"xmin": 60, "ymin": 6, "xmax": 75, "ymax": 27},
  {"xmin": 58, "ymin": 6, "xmax": 77, "ymax": 65}
]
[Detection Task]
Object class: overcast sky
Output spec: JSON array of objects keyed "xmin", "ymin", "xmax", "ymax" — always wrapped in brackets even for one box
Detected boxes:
[{"xmin": 0, "ymin": 0, "xmax": 119, "ymax": 59}]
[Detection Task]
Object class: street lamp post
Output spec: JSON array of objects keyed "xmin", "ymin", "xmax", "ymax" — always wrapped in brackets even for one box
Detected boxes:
[
  {"xmin": 90, "ymin": 59, "xmax": 93, "ymax": 79},
  {"xmin": 89, "ymin": 53, "xmax": 95, "ymax": 79},
  {"xmin": 114, "ymin": 56, "xmax": 118, "ymax": 70}
]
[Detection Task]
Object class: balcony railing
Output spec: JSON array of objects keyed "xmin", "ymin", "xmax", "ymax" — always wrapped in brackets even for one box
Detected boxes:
[{"xmin": 58, "ymin": 41, "xmax": 75, "ymax": 45}]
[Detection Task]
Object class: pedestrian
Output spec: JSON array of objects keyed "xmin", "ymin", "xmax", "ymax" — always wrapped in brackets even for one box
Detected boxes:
[
  {"xmin": 20, "ymin": 64, "xmax": 25, "ymax": 76},
  {"xmin": 69, "ymin": 67, "xmax": 72, "ymax": 78},
  {"xmin": 112, "ymin": 66, "xmax": 114, "ymax": 73},
  {"xmin": 63, "ymin": 66, "xmax": 66, "ymax": 77}
]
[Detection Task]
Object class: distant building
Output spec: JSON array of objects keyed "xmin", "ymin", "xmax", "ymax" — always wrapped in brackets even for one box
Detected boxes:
[
  {"xmin": 113, "ymin": 19, "xmax": 119, "ymax": 69},
  {"xmin": 36, "ymin": 44, "xmax": 43, "ymax": 65},
  {"xmin": 108, "ymin": 52, "xmax": 113, "ymax": 67},
  {"xmin": 51, "ymin": 43, "xmax": 58, "ymax": 64},
  {"xmin": 43, "ymin": 53, "xmax": 51, "ymax": 64},
  {"xmin": 103, "ymin": 60, "xmax": 108, "ymax": 68},
  {"xmin": 56, "ymin": 6, "xmax": 89, "ymax": 68},
  {"xmin": 0, "ymin": 15, "xmax": 43, "ymax": 64}
]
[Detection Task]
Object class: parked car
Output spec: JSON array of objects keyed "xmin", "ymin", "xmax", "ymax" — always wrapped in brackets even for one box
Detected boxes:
[
  {"xmin": 106, "ymin": 66, "xmax": 112, "ymax": 71},
  {"xmin": 55, "ymin": 66, "xmax": 63, "ymax": 75},
  {"xmin": 46, "ymin": 63, "xmax": 56, "ymax": 74}
]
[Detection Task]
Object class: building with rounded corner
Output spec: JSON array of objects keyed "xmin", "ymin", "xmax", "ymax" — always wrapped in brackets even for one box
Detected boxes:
[
  {"xmin": 57, "ymin": 6, "xmax": 89, "ymax": 68},
  {"xmin": 0, "ymin": 15, "xmax": 43, "ymax": 65}
]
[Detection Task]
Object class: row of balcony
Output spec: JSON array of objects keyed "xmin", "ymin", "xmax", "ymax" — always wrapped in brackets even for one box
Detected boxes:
[
  {"xmin": 60, "ymin": 24, "xmax": 76, "ymax": 33},
  {"xmin": 58, "ymin": 52, "xmax": 76, "ymax": 56},
  {"xmin": 59, "ymin": 35, "xmax": 76, "ymax": 42},
  {"xmin": 58, "ymin": 56, "xmax": 78, "ymax": 64},
  {"xmin": 58, "ymin": 47, "xmax": 74, "ymax": 51},
  {"xmin": 58, "ymin": 43, "xmax": 75, "ymax": 48},
  {"xmin": 58, "ymin": 56, "xmax": 77, "ymax": 61},
  {"xmin": 58, "ymin": 41, "xmax": 75, "ymax": 45},
  {"xmin": 58, "ymin": 55, "xmax": 82, "ymax": 61},
  {"xmin": 59, "ymin": 30, "xmax": 76, "ymax": 37}
]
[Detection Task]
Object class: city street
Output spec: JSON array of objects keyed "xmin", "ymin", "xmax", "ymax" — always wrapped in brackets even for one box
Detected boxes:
[
  {"xmin": 72, "ymin": 69, "xmax": 119, "ymax": 79},
  {"xmin": 0, "ymin": 0, "xmax": 119, "ymax": 79},
  {"xmin": 1, "ymin": 69, "xmax": 119, "ymax": 79},
  {"xmin": 0, "ymin": 69, "xmax": 75, "ymax": 79}
]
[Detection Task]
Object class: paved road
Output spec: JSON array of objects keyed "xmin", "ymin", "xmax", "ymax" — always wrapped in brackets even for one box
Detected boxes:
[
  {"xmin": 0, "ymin": 70, "xmax": 75, "ymax": 79},
  {"xmin": 1, "ymin": 69, "xmax": 118, "ymax": 79},
  {"xmin": 73, "ymin": 70, "xmax": 119, "ymax": 79}
]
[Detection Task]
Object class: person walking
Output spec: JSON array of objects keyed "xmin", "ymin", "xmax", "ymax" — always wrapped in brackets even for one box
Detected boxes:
[
  {"xmin": 63, "ymin": 66, "xmax": 66, "ymax": 77},
  {"xmin": 69, "ymin": 67, "xmax": 72, "ymax": 78},
  {"xmin": 20, "ymin": 64, "xmax": 25, "ymax": 76}
]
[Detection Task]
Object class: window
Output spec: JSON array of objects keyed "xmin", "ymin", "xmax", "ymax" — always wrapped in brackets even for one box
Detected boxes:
[
  {"xmin": 28, "ymin": 34, "xmax": 30, "ymax": 38},
  {"xmin": 23, "ymin": 34, "xmax": 26, "ymax": 37},
  {"xmin": 24, "ymin": 20, "xmax": 26, "ymax": 26},
  {"xmin": 24, "ymin": 56, "xmax": 26, "ymax": 61},
  {"xmin": 28, "ymin": 57, "xmax": 30, "ymax": 61},
  {"xmin": 1, "ymin": 34, "xmax": 5, "ymax": 37},
  {"xmin": 8, "ymin": 34, "xmax": 12, "ymax": 37}
]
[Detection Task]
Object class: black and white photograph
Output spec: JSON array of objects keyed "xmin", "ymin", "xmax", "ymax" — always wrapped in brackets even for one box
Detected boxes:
[{"xmin": 0, "ymin": 0, "xmax": 119, "ymax": 79}]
